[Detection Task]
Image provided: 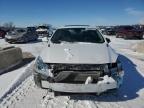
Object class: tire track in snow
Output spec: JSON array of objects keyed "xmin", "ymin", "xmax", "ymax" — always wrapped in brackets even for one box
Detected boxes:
[
  {"xmin": 1, "ymin": 76, "xmax": 143, "ymax": 108},
  {"xmin": 0, "ymin": 76, "xmax": 34, "ymax": 108}
]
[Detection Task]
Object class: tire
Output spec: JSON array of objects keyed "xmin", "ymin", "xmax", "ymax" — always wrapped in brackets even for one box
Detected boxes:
[
  {"xmin": 106, "ymin": 88, "xmax": 119, "ymax": 96},
  {"xmin": 2, "ymin": 36, "xmax": 5, "ymax": 38},
  {"xmin": 34, "ymin": 74, "xmax": 42, "ymax": 88},
  {"xmin": 116, "ymin": 34, "xmax": 119, "ymax": 38},
  {"xmin": 9, "ymin": 41, "xmax": 13, "ymax": 44},
  {"xmin": 138, "ymin": 36, "xmax": 143, "ymax": 40},
  {"xmin": 124, "ymin": 35, "xmax": 128, "ymax": 40},
  {"xmin": 24, "ymin": 37, "xmax": 29, "ymax": 43}
]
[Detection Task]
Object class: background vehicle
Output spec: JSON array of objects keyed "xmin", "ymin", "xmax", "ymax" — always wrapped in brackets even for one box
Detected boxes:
[
  {"xmin": 33, "ymin": 26, "xmax": 124, "ymax": 93},
  {"xmin": 116, "ymin": 26, "xmax": 143, "ymax": 39},
  {"xmin": 103, "ymin": 27, "xmax": 116, "ymax": 35},
  {"xmin": 5, "ymin": 27, "xmax": 38, "ymax": 43},
  {"xmin": 36, "ymin": 25, "xmax": 49, "ymax": 37},
  {"xmin": 0, "ymin": 29, "xmax": 6, "ymax": 38}
]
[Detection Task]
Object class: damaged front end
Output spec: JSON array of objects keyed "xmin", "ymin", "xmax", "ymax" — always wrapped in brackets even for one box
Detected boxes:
[{"xmin": 33, "ymin": 56, "xmax": 124, "ymax": 93}]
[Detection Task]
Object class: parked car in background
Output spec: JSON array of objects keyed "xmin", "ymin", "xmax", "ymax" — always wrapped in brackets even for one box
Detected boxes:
[
  {"xmin": 103, "ymin": 27, "xmax": 116, "ymax": 35},
  {"xmin": 36, "ymin": 25, "xmax": 49, "ymax": 37},
  {"xmin": 33, "ymin": 25, "xmax": 124, "ymax": 93},
  {"xmin": 139, "ymin": 25, "xmax": 144, "ymax": 36},
  {"xmin": 116, "ymin": 26, "xmax": 143, "ymax": 39},
  {"xmin": 5, "ymin": 27, "xmax": 38, "ymax": 43},
  {"xmin": 98, "ymin": 27, "xmax": 106, "ymax": 35},
  {"xmin": 0, "ymin": 29, "xmax": 6, "ymax": 38}
]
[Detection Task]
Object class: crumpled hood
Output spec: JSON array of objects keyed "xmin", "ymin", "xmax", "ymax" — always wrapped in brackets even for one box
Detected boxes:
[{"xmin": 40, "ymin": 42, "xmax": 118, "ymax": 64}]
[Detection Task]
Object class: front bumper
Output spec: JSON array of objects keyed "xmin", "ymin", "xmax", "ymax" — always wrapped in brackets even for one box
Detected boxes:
[
  {"xmin": 41, "ymin": 75, "xmax": 122, "ymax": 93},
  {"xmin": 5, "ymin": 38, "xmax": 16, "ymax": 42},
  {"xmin": 5, "ymin": 38, "xmax": 25, "ymax": 43},
  {"xmin": 34, "ymin": 57, "xmax": 124, "ymax": 93}
]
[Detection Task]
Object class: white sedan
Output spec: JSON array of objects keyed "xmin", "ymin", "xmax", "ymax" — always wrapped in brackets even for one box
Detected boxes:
[{"xmin": 33, "ymin": 25, "xmax": 124, "ymax": 94}]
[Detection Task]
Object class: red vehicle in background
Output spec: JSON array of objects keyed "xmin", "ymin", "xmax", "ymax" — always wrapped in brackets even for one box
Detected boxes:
[
  {"xmin": 0, "ymin": 29, "xmax": 6, "ymax": 38},
  {"xmin": 116, "ymin": 26, "xmax": 143, "ymax": 39}
]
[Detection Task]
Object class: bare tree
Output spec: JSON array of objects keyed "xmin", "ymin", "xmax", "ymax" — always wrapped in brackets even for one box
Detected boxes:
[{"xmin": 3, "ymin": 22, "xmax": 15, "ymax": 31}]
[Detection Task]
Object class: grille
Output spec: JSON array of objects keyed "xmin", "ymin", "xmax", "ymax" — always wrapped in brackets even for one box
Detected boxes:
[{"xmin": 49, "ymin": 64, "xmax": 104, "ymax": 72}]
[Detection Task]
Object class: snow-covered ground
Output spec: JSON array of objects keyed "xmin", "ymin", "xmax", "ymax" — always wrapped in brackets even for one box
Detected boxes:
[
  {"xmin": 0, "ymin": 39, "xmax": 47, "ymax": 57},
  {"xmin": 0, "ymin": 39, "xmax": 47, "ymax": 100},
  {"xmin": 0, "ymin": 36, "xmax": 144, "ymax": 108}
]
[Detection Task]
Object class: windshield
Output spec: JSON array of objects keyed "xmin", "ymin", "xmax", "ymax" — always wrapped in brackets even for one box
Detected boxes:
[
  {"xmin": 16, "ymin": 29, "xmax": 26, "ymax": 33},
  {"xmin": 51, "ymin": 28, "xmax": 105, "ymax": 43},
  {"xmin": 8, "ymin": 29, "xmax": 26, "ymax": 35}
]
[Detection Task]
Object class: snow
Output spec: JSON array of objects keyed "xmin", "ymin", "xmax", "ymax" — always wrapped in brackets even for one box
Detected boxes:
[
  {"xmin": 0, "ymin": 65, "xmax": 27, "ymax": 99},
  {"xmin": 0, "ymin": 62, "xmax": 33, "ymax": 100},
  {"xmin": 0, "ymin": 39, "xmax": 47, "ymax": 100},
  {"xmin": 0, "ymin": 36, "xmax": 144, "ymax": 108}
]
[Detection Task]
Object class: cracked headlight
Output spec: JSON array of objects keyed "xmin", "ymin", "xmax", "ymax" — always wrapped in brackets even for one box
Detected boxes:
[{"xmin": 34, "ymin": 56, "xmax": 53, "ymax": 77}]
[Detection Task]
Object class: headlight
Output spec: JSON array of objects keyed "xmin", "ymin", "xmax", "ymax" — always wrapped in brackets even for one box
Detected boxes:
[
  {"xmin": 34, "ymin": 56, "xmax": 53, "ymax": 77},
  {"xmin": 35, "ymin": 56, "xmax": 47, "ymax": 71}
]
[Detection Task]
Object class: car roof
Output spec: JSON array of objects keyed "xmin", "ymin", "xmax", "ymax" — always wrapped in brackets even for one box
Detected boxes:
[{"xmin": 58, "ymin": 25, "xmax": 97, "ymax": 30}]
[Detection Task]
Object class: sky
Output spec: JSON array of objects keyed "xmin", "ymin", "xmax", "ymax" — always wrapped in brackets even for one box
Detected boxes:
[{"xmin": 0, "ymin": 0, "xmax": 144, "ymax": 27}]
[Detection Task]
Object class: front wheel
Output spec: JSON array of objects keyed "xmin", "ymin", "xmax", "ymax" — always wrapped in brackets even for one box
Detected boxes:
[
  {"xmin": 24, "ymin": 37, "xmax": 29, "ymax": 43},
  {"xmin": 34, "ymin": 74, "xmax": 42, "ymax": 88},
  {"xmin": 116, "ymin": 34, "xmax": 119, "ymax": 38},
  {"xmin": 137, "ymin": 36, "xmax": 143, "ymax": 40},
  {"xmin": 124, "ymin": 35, "xmax": 129, "ymax": 40}
]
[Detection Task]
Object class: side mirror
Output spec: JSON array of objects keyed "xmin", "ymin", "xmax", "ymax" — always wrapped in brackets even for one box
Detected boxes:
[{"xmin": 106, "ymin": 38, "xmax": 111, "ymax": 43}]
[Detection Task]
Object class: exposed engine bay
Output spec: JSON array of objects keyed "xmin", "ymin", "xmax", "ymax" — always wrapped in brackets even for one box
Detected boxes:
[
  {"xmin": 34, "ymin": 56, "xmax": 123, "ymax": 86},
  {"xmin": 33, "ymin": 57, "xmax": 124, "ymax": 93},
  {"xmin": 47, "ymin": 63, "xmax": 105, "ymax": 83}
]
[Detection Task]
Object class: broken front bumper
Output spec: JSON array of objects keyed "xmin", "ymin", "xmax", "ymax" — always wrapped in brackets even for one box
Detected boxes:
[
  {"xmin": 34, "ymin": 56, "xmax": 124, "ymax": 93},
  {"xmin": 41, "ymin": 75, "xmax": 121, "ymax": 93}
]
